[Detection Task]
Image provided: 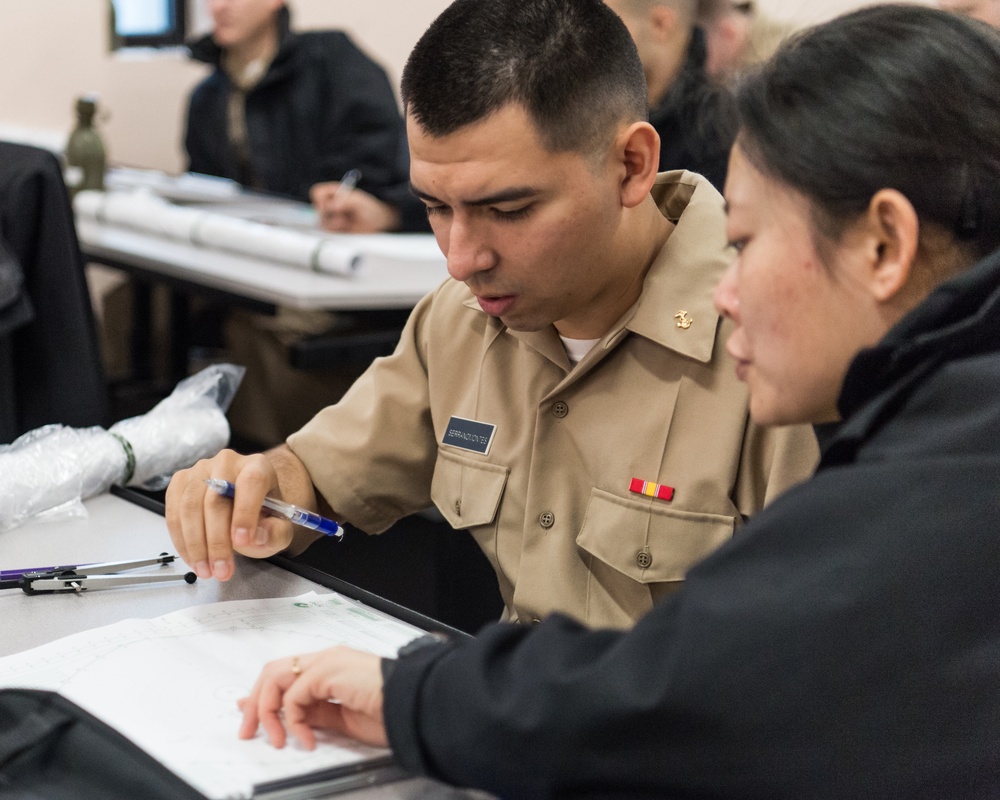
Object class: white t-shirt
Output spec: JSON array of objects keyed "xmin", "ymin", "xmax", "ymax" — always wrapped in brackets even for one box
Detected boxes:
[{"xmin": 559, "ymin": 335, "xmax": 601, "ymax": 365}]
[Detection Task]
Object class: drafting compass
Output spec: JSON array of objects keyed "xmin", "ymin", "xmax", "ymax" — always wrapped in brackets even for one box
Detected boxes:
[{"xmin": 0, "ymin": 553, "xmax": 197, "ymax": 595}]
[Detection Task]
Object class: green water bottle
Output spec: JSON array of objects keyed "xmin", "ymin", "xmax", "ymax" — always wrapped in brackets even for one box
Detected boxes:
[{"xmin": 65, "ymin": 95, "xmax": 107, "ymax": 197}]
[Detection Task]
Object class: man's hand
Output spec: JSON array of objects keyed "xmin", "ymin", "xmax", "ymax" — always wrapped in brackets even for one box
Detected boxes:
[
  {"xmin": 311, "ymin": 182, "xmax": 401, "ymax": 233},
  {"xmin": 238, "ymin": 647, "xmax": 388, "ymax": 749},
  {"xmin": 164, "ymin": 446, "xmax": 315, "ymax": 581}
]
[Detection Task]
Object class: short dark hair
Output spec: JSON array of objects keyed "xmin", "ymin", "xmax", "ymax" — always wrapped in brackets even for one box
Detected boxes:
[
  {"xmin": 734, "ymin": 5, "xmax": 1000, "ymax": 261},
  {"xmin": 400, "ymin": 0, "xmax": 648, "ymax": 155}
]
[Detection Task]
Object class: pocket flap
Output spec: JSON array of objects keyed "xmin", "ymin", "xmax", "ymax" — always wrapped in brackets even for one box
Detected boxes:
[
  {"xmin": 577, "ymin": 489, "xmax": 735, "ymax": 583},
  {"xmin": 431, "ymin": 448, "xmax": 510, "ymax": 528}
]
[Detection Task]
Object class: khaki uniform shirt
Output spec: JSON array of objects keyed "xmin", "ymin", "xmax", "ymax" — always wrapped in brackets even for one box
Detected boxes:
[{"xmin": 288, "ymin": 171, "xmax": 819, "ymax": 629}]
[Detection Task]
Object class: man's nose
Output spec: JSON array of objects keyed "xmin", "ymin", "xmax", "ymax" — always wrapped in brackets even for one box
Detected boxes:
[{"xmin": 444, "ymin": 216, "xmax": 497, "ymax": 283}]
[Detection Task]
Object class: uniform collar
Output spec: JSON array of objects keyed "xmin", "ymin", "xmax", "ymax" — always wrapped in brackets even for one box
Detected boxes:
[
  {"xmin": 460, "ymin": 296, "xmax": 571, "ymax": 370},
  {"xmin": 459, "ymin": 170, "xmax": 729, "ymax": 369},
  {"xmin": 623, "ymin": 171, "xmax": 729, "ymax": 364}
]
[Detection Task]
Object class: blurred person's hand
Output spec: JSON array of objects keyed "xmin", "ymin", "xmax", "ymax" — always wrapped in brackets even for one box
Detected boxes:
[{"xmin": 311, "ymin": 182, "xmax": 401, "ymax": 233}]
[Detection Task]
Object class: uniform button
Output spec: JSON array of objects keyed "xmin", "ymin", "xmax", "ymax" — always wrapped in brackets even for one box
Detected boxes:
[
  {"xmin": 531, "ymin": 618, "xmax": 541, "ymax": 625},
  {"xmin": 539, "ymin": 511, "xmax": 555, "ymax": 529},
  {"xmin": 636, "ymin": 551, "xmax": 652, "ymax": 569},
  {"xmin": 552, "ymin": 401, "xmax": 568, "ymax": 418},
  {"xmin": 454, "ymin": 499, "xmax": 462, "ymax": 516}
]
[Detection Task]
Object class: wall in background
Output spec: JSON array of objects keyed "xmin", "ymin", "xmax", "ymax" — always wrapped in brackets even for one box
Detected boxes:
[{"xmin": 0, "ymin": 0, "xmax": 902, "ymax": 173}]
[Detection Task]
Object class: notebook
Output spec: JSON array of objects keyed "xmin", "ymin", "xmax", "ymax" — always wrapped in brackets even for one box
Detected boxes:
[{"xmin": 0, "ymin": 591, "xmax": 424, "ymax": 799}]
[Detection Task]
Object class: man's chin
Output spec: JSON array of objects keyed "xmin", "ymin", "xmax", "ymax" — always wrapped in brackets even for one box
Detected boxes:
[{"xmin": 497, "ymin": 315, "xmax": 548, "ymax": 333}]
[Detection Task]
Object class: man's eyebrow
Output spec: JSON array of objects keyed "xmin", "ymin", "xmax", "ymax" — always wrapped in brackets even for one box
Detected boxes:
[{"xmin": 408, "ymin": 183, "xmax": 540, "ymax": 207}]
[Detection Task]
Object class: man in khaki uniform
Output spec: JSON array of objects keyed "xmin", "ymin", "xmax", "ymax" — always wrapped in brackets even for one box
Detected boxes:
[{"xmin": 166, "ymin": 0, "xmax": 818, "ymax": 629}]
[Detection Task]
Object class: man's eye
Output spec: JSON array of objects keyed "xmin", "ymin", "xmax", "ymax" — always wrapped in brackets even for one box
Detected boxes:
[
  {"xmin": 425, "ymin": 205, "xmax": 450, "ymax": 217},
  {"xmin": 491, "ymin": 206, "xmax": 532, "ymax": 221},
  {"xmin": 727, "ymin": 238, "xmax": 747, "ymax": 254}
]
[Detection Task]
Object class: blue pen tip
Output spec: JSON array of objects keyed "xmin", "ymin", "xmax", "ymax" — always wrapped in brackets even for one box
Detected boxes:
[{"xmin": 315, "ymin": 518, "xmax": 341, "ymax": 538}]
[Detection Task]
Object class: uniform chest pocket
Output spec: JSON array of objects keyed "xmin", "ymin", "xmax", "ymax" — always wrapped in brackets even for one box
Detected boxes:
[
  {"xmin": 431, "ymin": 448, "xmax": 510, "ymax": 529},
  {"xmin": 577, "ymin": 489, "xmax": 736, "ymax": 583}
]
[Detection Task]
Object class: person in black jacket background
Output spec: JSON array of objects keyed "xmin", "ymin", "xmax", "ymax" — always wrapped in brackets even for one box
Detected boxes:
[
  {"xmin": 605, "ymin": 0, "xmax": 735, "ymax": 190},
  {"xmin": 237, "ymin": 5, "xmax": 1000, "ymax": 798},
  {"xmin": 181, "ymin": 1, "xmax": 428, "ymax": 445},
  {"xmin": 185, "ymin": 0, "xmax": 426, "ymax": 232}
]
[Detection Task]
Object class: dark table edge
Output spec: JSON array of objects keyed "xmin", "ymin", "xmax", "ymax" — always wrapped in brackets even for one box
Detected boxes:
[{"xmin": 109, "ymin": 485, "xmax": 470, "ymax": 640}]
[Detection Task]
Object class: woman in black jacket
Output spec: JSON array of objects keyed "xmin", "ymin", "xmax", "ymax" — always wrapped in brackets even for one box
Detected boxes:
[{"xmin": 239, "ymin": 6, "xmax": 1000, "ymax": 797}]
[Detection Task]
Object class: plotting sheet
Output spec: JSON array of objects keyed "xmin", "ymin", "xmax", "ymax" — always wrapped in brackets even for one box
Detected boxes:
[{"xmin": 0, "ymin": 592, "xmax": 424, "ymax": 799}]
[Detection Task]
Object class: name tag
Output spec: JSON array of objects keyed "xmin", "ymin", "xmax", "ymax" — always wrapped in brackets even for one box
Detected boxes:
[{"xmin": 442, "ymin": 416, "xmax": 497, "ymax": 456}]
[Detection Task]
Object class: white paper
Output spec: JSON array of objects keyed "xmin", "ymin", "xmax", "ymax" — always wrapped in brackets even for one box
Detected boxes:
[
  {"xmin": 105, "ymin": 168, "xmax": 242, "ymax": 202},
  {"xmin": 0, "ymin": 592, "xmax": 424, "ymax": 799}
]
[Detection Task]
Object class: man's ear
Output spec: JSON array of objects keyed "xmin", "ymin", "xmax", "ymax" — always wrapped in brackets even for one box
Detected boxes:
[
  {"xmin": 864, "ymin": 189, "xmax": 919, "ymax": 303},
  {"xmin": 617, "ymin": 121, "xmax": 661, "ymax": 208}
]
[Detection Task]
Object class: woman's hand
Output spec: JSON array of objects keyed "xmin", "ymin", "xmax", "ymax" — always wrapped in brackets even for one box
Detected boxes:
[{"xmin": 238, "ymin": 647, "xmax": 388, "ymax": 749}]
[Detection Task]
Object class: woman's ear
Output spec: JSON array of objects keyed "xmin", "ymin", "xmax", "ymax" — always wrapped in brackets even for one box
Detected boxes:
[
  {"xmin": 617, "ymin": 121, "xmax": 661, "ymax": 208},
  {"xmin": 865, "ymin": 189, "xmax": 919, "ymax": 303}
]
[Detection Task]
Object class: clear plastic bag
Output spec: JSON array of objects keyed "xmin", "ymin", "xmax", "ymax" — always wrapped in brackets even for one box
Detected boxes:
[{"xmin": 0, "ymin": 363, "xmax": 244, "ymax": 531}]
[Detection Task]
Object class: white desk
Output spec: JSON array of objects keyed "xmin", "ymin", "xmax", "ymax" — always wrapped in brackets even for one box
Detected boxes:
[
  {"xmin": 1, "ymin": 492, "xmax": 488, "ymax": 800},
  {"xmin": 77, "ymin": 219, "xmax": 448, "ymax": 312},
  {"xmin": 1, "ymin": 492, "xmax": 328, "ymax": 658}
]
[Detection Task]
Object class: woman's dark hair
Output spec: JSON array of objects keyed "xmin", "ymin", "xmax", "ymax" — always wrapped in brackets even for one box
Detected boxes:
[
  {"xmin": 400, "ymin": 0, "xmax": 648, "ymax": 155},
  {"xmin": 734, "ymin": 5, "xmax": 1000, "ymax": 260}
]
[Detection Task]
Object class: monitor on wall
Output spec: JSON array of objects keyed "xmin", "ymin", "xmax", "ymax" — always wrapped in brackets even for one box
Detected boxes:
[{"xmin": 112, "ymin": 0, "xmax": 187, "ymax": 48}]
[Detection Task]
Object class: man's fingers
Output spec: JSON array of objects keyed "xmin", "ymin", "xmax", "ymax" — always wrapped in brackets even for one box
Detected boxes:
[
  {"xmin": 224, "ymin": 456, "xmax": 295, "ymax": 556},
  {"xmin": 203, "ymin": 485, "xmax": 236, "ymax": 580},
  {"xmin": 164, "ymin": 473, "xmax": 190, "ymax": 563},
  {"xmin": 176, "ymin": 474, "xmax": 216, "ymax": 578}
]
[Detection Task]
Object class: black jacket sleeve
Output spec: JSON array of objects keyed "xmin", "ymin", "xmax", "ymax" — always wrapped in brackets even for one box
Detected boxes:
[
  {"xmin": 383, "ymin": 458, "xmax": 1000, "ymax": 799},
  {"xmin": 183, "ymin": 76, "xmax": 231, "ymax": 179}
]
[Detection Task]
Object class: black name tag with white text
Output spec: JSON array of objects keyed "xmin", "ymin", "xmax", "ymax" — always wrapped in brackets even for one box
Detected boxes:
[{"xmin": 442, "ymin": 416, "xmax": 497, "ymax": 456}]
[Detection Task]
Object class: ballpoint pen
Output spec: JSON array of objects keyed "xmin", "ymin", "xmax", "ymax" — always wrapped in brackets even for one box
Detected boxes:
[
  {"xmin": 333, "ymin": 168, "xmax": 362, "ymax": 203},
  {"xmin": 204, "ymin": 478, "xmax": 343, "ymax": 539}
]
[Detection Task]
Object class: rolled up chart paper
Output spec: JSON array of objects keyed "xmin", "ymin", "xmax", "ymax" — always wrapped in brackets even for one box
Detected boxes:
[
  {"xmin": 191, "ymin": 213, "xmax": 360, "ymax": 277},
  {"xmin": 75, "ymin": 190, "xmax": 360, "ymax": 276}
]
